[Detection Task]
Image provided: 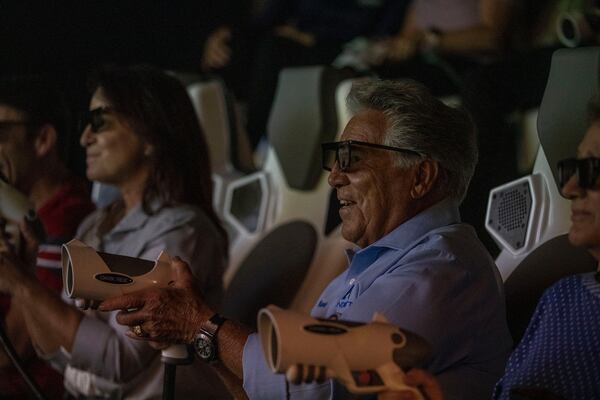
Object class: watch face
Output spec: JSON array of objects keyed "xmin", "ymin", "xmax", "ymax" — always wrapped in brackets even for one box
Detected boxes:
[{"xmin": 195, "ymin": 333, "xmax": 215, "ymax": 361}]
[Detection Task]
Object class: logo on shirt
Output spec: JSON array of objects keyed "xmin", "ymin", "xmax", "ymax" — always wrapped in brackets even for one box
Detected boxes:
[{"xmin": 336, "ymin": 286, "xmax": 355, "ymax": 310}]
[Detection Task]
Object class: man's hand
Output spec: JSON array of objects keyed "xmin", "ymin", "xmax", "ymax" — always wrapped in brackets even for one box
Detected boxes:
[
  {"xmin": 201, "ymin": 26, "xmax": 233, "ymax": 71},
  {"xmin": 378, "ymin": 369, "xmax": 444, "ymax": 400},
  {"xmin": 99, "ymin": 257, "xmax": 213, "ymax": 346}
]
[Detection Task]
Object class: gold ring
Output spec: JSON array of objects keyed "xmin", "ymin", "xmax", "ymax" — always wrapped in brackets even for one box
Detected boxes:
[{"xmin": 132, "ymin": 325, "xmax": 145, "ymax": 337}]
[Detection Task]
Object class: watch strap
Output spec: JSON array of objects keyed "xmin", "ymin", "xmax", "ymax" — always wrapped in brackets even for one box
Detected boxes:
[{"xmin": 201, "ymin": 313, "xmax": 227, "ymax": 337}]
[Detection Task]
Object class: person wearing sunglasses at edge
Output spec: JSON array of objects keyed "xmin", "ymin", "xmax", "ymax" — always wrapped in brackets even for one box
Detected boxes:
[
  {"xmin": 0, "ymin": 75, "xmax": 95, "ymax": 399},
  {"xmin": 0, "ymin": 65, "xmax": 230, "ymax": 399},
  {"xmin": 379, "ymin": 99, "xmax": 600, "ymax": 400},
  {"xmin": 101, "ymin": 78, "xmax": 512, "ymax": 400}
]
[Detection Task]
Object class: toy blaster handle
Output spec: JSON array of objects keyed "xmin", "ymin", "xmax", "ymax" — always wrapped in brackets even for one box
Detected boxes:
[{"xmin": 257, "ymin": 305, "xmax": 430, "ymax": 396}]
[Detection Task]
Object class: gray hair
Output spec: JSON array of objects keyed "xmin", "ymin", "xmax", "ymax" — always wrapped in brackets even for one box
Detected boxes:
[{"xmin": 347, "ymin": 78, "xmax": 478, "ymax": 202}]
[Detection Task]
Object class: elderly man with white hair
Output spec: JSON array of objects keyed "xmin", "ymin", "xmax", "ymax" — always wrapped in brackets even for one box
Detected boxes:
[{"xmin": 101, "ymin": 79, "xmax": 512, "ymax": 400}]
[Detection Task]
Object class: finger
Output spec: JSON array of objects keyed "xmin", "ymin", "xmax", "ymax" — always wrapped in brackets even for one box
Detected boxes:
[
  {"xmin": 115, "ymin": 308, "xmax": 146, "ymax": 326},
  {"xmin": 99, "ymin": 291, "xmax": 147, "ymax": 312},
  {"xmin": 404, "ymin": 369, "xmax": 443, "ymax": 400},
  {"xmin": 125, "ymin": 330, "xmax": 154, "ymax": 342},
  {"xmin": 148, "ymin": 341, "xmax": 170, "ymax": 350}
]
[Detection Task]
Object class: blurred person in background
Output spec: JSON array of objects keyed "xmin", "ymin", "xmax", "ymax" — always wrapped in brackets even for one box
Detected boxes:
[
  {"xmin": 369, "ymin": 0, "xmax": 510, "ymax": 96},
  {"xmin": 0, "ymin": 75, "xmax": 95, "ymax": 399},
  {"xmin": 201, "ymin": 0, "xmax": 411, "ymax": 153},
  {"xmin": 0, "ymin": 65, "xmax": 229, "ymax": 399}
]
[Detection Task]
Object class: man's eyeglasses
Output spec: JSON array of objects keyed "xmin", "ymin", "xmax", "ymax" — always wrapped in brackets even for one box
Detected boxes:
[
  {"xmin": 557, "ymin": 157, "xmax": 600, "ymax": 189},
  {"xmin": 81, "ymin": 106, "xmax": 114, "ymax": 133},
  {"xmin": 321, "ymin": 140, "xmax": 421, "ymax": 171}
]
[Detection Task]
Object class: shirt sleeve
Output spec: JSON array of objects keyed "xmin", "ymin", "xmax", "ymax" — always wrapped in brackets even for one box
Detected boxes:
[{"xmin": 242, "ymin": 333, "xmax": 332, "ymax": 399}]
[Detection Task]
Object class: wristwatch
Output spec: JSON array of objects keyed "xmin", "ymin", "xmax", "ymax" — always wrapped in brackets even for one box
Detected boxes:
[{"xmin": 194, "ymin": 313, "xmax": 227, "ymax": 362}]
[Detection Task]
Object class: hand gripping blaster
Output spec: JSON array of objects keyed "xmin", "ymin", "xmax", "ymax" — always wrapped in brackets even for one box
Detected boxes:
[
  {"xmin": 257, "ymin": 305, "xmax": 431, "ymax": 397},
  {"xmin": 61, "ymin": 239, "xmax": 190, "ymax": 364},
  {"xmin": 0, "ymin": 177, "xmax": 37, "ymax": 250}
]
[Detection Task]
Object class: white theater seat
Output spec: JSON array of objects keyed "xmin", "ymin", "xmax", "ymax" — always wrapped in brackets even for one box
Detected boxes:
[
  {"xmin": 218, "ymin": 66, "xmax": 358, "ymax": 326},
  {"xmin": 485, "ymin": 47, "xmax": 600, "ymax": 344}
]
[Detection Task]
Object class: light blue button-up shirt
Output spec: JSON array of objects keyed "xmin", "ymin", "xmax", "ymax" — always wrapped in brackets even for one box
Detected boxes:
[{"xmin": 243, "ymin": 199, "xmax": 512, "ymax": 400}]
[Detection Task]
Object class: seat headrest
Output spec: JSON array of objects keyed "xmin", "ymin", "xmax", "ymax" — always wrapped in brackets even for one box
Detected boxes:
[
  {"xmin": 268, "ymin": 66, "xmax": 356, "ymax": 191},
  {"xmin": 538, "ymin": 47, "xmax": 600, "ymax": 189}
]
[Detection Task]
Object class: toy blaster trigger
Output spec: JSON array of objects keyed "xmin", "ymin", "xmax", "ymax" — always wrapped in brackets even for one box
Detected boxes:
[{"xmin": 257, "ymin": 305, "xmax": 431, "ymax": 397}]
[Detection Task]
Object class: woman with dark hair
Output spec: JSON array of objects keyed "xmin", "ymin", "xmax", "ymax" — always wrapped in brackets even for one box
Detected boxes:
[{"xmin": 0, "ymin": 65, "xmax": 229, "ymax": 398}]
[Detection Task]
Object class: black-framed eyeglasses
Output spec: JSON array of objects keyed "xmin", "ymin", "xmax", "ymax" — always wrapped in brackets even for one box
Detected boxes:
[
  {"xmin": 557, "ymin": 157, "xmax": 600, "ymax": 189},
  {"xmin": 81, "ymin": 106, "xmax": 115, "ymax": 133},
  {"xmin": 321, "ymin": 140, "xmax": 422, "ymax": 171}
]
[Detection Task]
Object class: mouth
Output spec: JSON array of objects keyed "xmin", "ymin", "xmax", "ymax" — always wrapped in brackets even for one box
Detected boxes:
[{"xmin": 339, "ymin": 198, "xmax": 356, "ymax": 209}]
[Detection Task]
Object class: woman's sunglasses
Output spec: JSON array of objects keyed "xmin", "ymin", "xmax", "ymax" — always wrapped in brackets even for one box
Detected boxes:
[
  {"xmin": 80, "ymin": 106, "xmax": 114, "ymax": 133},
  {"xmin": 557, "ymin": 157, "xmax": 600, "ymax": 189}
]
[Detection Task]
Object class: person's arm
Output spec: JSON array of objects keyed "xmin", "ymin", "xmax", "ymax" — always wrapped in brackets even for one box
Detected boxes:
[
  {"xmin": 432, "ymin": 0, "xmax": 510, "ymax": 54},
  {"xmin": 7, "ymin": 265, "xmax": 83, "ymax": 356},
  {"xmin": 384, "ymin": 0, "xmax": 510, "ymax": 62},
  {"xmin": 0, "ymin": 302, "xmax": 34, "ymax": 366},
  {"xmin": 100, "ymin": 257, "xmax": 252, "ymax": 379}
]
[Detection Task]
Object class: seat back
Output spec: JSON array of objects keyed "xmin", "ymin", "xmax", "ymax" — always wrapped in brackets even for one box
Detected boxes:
[
  {"xmin": 504, "ymin": 234, "xmax": 595, "ymax": 343},
  {"xmin": 219, "ymin": 66, "xmax": 357, "ymax": 327},
  {"xmin": 485, "ymin": 47, "xmax": 600, "ymax": 343}
]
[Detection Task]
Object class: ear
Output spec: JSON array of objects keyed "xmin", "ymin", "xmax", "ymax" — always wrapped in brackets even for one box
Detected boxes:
[
  {"xmin": 33, "ymin": 124, "xmax": 58, "ymax": 158},
  {"xmin": 410, "ymin": 159, "xmax": 440, "ymax": 199}
]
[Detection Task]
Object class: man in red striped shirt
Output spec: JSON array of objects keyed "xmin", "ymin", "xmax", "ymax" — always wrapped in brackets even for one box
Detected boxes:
[{"xmin": 0, "ymin": 75, "xmax": 95, "ymax": 399}]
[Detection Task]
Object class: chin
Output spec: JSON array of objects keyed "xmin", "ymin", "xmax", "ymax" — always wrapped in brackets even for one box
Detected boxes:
[{"xmin": 568, "ymin": 228, "xmax": 600, "ymax": 249}]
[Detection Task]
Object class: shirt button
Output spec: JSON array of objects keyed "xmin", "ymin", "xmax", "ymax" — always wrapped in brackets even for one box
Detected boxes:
[{"xmin": 348, "ymin": 279, "xmax": 355, "ymax": 285}]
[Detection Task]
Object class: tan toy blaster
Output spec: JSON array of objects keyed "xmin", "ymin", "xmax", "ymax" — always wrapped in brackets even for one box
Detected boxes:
[
  {"xmin": 62, "ymin": 239, "xmax": 171, "ymax": 302},
  {"xmin": 258, "ymin": 305, "xmax": 431, "ymax": 398},
  {"xmin": 61, "ymin": 239, "xmax": 189, "ymax": 363}
]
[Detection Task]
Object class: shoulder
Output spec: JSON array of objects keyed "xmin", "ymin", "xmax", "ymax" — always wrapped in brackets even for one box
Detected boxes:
[
  {"xmin": 396, "ymin": 222, "xmax": 493, "ymax": 273},
  {"xmin": 145, "ymin": 204, "xmax": 218, "ymax": 237}
]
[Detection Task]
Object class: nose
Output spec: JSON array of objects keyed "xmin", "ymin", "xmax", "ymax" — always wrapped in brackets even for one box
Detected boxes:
[
  {"xmin": 561, "ymin": 174, "xmax": 585, "ymax": 199},
  {"xmin": 80, "ymin": 126, "xmax": 93, "ymax": 148},
  {"xmin": 327, "ymin": 161, "xmax": 349, "ymax": 189}
]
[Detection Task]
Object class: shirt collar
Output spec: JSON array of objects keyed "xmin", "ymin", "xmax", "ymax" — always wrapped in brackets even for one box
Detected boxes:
[
  {"xmin": 108, "ymin": 198, "xmax": 162, "ymax": 235},
  {"xmin": 346, "ymin": 197, "xmax": 461, "ymax": 261}
]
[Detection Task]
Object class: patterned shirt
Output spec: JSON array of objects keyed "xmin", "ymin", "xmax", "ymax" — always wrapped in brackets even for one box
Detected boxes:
[{"xmin": 494, "ymin": 273, "xmax": 600, "ymax": 400}]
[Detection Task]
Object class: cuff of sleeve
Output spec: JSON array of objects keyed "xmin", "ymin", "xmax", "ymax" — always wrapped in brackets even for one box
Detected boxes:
[
  {"xmin": 242, "ymin": 333, "xmax": 288, "ymax": 399},
  {"xmin": 70, "ymin": 315, "xmax": 112, "ymax": 371}
]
